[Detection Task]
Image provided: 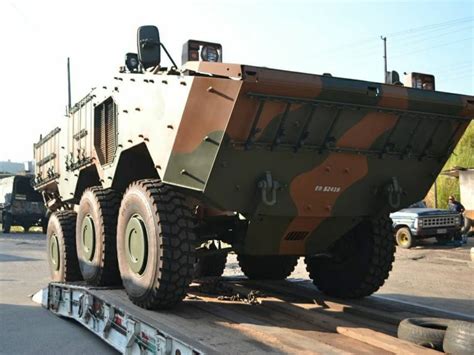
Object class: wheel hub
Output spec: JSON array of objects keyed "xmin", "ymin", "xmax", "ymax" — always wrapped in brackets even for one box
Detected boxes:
[
  {"xmin": 125, "ymin": 214, "xmax": 148, "ymax": 275},
  {"xmin": 81, "ymin": 215, "xmax": 96, "ymax": 261},
  {"xmin": 399, "ymin": 232, "xmax": 409, "ymax": 245},
  {"xmin": 50, "ymin": 233, "xmax": 60, "ymax": 271}
]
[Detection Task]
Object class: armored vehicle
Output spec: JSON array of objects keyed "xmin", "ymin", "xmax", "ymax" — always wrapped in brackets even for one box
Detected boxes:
[
  {"xmin": 33, "ymin": 25, "xmax": 474, "ymax": 309},
  {"xmin": 0, "ymin": 175, "xmax": 47, "ymax": 233}
]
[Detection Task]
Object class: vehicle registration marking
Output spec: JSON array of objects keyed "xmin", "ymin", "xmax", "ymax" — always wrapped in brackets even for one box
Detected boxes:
[{"xmin": 437, "ymin": 228, "xmax": 447, "ymax": 234}]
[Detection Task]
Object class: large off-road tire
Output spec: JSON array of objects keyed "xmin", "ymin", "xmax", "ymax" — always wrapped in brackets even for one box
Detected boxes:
[
  {"xmin": 305, "ymin": 215, "xmax": 395, "ymax": 298},
  {"xmin": 395, "ymin": 227, "xmax": 414, "ymax": 249},
  {"xmin": 117, "ymin": 179, "xmax": 196, "ymax": 309},
  {"xmin": 397, "ymin": 317, "xmax": 451, "ymax": 350},
  {"xmin": 76, "ymin": 187, "xmax": 122, "ymax": 286},
  {"xmin": 47, "ymin": 211, "xmax": 82, "ymax": 282},
  {"xmin": 2, "ymin": 214, "xmax": 12, "ymax": 233},
  {"xmin": 238, "ymin": 255, "xmax": 298, "ymax": 280},
  {"xmin": 443, "ymin": 320, "xmax": 474, "ymax": 355},
  {"xmin": 194, "ymin": 243, "xmax": 228, "ymax": 278}
]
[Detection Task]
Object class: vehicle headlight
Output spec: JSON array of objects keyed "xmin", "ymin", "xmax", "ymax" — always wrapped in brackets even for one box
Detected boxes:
[
  {"xmin": 201, "ymin": 45, "xmax": 220, "ymax": 62},
  {"xmin": 417, "ymin": 218, "xmax": 423, "ymax": 228}
]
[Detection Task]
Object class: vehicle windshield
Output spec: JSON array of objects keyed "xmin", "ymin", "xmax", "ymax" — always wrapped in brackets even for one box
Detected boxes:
[{"xmin": 409, "ymin": 201, "xmax": 427, "ymax": 208}]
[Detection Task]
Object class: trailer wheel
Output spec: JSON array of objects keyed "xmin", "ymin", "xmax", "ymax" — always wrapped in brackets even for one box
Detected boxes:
[
  {"xmin": 76, "ymin": 187, "xmax": 122, "ymax": 286},
  {"xmin": 47, "ymin": 211, "xmax": 82, "ymax": 282},
  {"xmin": 238, "ymin": 255, "xmax": 298, "ymax": 280},
  {"xmin": 2, "ymin": 214, "xmax": 12, "ymax": 233},
  {"xmin": 117, "ymin": 179, "xmax": 196, "ymax": 309},
  {"xmin": 194, "ymin": 242, "xmax": 228, "ymax": 278},
  {"xmin": 395, "ymin": 227, "xmax": 413, "ymax": 249},
  {"xmin": 305, "ymin": 215, "xmax": 395, "ymax": 298}
]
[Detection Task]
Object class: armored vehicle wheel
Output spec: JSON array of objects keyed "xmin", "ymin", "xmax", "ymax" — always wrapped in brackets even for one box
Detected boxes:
[
  {"xmin": 194, "ymin": 242, "xmax": 228, "ymax": 278},
  {"xmin": 238, "ymin": 255, "xmax": 298, "ymax": 280},
  {"xmin": 395, "ymin": 227, "xmax": 413, "ymax": 249},
  {"xmin": 2, "ymin": 214, "xmax": 12, "ymax": 233},
  {"xmin": 47, "ymin": 211, "xmax": 82, "ymax": 282},
  {"xmin": 117, "ymin": 179, "xmax": 196, "ymax": 309},
  {"xmin": 76, "ymin": 187, "xmax": 122, "ymax": 286},
  {"xmin": 305, "ymin": 215, "xmax": 395, "ymax": 299}
]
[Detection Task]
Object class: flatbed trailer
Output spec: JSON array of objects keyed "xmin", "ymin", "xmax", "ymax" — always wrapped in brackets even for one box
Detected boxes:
[{"xmin": 34, "ymin": 278, "xmax": 473, "ymax": 355}]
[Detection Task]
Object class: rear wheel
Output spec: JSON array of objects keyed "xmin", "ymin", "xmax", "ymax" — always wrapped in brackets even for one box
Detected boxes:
[
  {"xmin": 305, "ymin": 215, "xmax": 395, "ymax": 298},
  {"xmin": 194, "ymin": 242, "xmax": 228, "ymax": 278},
  {"xmin": 47, "ymin": 211, "xmax": 82, "ymax": 282},
  {"xmin": 435, "ymin": 235, "xmax": 452, "ymax": 244},
  {"xmin": 238, "ymin": 255, "xmax": 298, "ymax": 280},
  {"xmin": 117, "ymin": 179, "xmax": 196, "ymax": 309},
  {"xmin": 2, "ymin": 214, "xmax": 12, "ymax": 233},
  {"xmin": 395, "ymin": 227, "xmax": 413, "ymax": 249},
  {"xmin": 76, "ymin": 187, "xmax": 121, "ymax": 286}
]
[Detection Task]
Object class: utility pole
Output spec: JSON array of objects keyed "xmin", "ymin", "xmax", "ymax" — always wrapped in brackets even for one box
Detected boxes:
[
  {"xmin": 67, "ymin": 57, "xmax": 72, "ymax": 111},
  {"xmin": 381, "ymin": 36, "xmax": 387, "ymax": 83}
]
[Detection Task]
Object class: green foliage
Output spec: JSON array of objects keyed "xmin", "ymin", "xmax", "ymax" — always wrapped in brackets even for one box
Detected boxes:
[{"xmin": 435, "ymin": 121, "xmax": 474, "ymax": 208}]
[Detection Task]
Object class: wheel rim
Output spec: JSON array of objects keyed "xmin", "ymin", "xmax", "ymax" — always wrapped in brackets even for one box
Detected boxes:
[
  {"xmin": 50, "ymin": 233, "xmax": 60, "ymax": 271},
  {"xmin": 398, "ymin": 231, "xmax": 410, "ymax": 246},
  {"xmin": 125, "ymin": 214, "xmax": 148, "ymax": 275},
  {"xmin": 81, "ymin": 215, "xmax": 96, "ymax": 261}
]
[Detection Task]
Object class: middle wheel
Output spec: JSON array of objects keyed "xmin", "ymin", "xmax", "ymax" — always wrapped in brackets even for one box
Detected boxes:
[
  {"xmin": 117, "ymin": 179, "xmax": 196, "ymax": 309},
  {"xmin": 76, "ymin": 187, "xmax": 122, "ymax": 286},
  {"xmin": 238, "ymin": 255, "xmax": 298, "ymax": 280}
]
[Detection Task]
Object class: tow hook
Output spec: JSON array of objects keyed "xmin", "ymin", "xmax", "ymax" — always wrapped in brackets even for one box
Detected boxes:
[
  {"xmin": 386, "ymin": 177, "xmax": 403, "ymax": 209},
  {"xmin": 258, "ymin": 171, "xmax": 280, "ymax": 206}
]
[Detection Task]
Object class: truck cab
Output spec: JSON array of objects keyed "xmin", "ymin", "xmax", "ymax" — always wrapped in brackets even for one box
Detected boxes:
[{"xmin": 390, "ymin": 201, "xmax": 462, "ymax": 248}]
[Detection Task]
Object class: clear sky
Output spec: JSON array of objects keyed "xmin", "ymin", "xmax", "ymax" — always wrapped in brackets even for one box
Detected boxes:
[{"xmin": 0, "ymin": 0, "xmax": 472, "ymax": 162}]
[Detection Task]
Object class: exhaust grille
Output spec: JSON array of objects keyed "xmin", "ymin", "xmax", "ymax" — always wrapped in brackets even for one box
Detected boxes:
[
  {"xmin": 284, "ymin": 231, "xmax": 309, "ymax": 241},
  {"xmin": 94, "ymin": 97, "xmax": 117, "ymax": 165}
]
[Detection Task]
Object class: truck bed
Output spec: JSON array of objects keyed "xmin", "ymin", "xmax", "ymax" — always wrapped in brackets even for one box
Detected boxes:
[{"xmin": 37, "ymin": 277, "xmax": 473, "ymax": 354}]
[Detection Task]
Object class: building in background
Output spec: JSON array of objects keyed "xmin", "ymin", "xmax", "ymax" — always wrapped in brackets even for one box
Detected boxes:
[{"xmin": 0, "ymin": 161, "xmax": 34, "ymax": 177}]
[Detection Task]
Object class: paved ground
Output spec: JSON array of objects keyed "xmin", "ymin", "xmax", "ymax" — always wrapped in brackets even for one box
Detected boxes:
[{"xmin": 0, "ymin": 230, "xmax": 473, "ymax": 354}]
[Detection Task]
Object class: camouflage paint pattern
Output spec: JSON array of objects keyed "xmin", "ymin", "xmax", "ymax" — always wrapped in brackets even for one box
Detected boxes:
[{"xmin": 34, "ymin": 62, "xmax": 474, "ymax": 256}]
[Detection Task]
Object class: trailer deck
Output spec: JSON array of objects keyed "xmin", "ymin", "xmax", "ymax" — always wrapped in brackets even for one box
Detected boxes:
[{"xmin": 35, "ymin": 278, "xmax": 472, "ymax": 354}]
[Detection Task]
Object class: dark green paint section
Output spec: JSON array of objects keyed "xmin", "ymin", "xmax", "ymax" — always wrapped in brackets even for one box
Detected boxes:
[{"xmin": 164, "ymin": 131, "xmax": 224, "ymax": 190}]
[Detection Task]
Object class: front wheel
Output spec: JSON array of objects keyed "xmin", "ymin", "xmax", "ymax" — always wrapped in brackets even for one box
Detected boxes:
[
  {"xmin": 395, "ymin": 227, "xmax": 414, "ymax": 249},
  {"xmin": 305, "ymin": 215, "xmax": 395, "ymax": 299},
  {"xmin": 117, "ymin": 180, "xmax": 196, "ymax": 309}
]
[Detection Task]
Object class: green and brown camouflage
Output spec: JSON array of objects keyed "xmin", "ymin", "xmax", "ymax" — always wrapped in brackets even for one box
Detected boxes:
[{"xmin": 33, "ymin": 34, "xmax": 473, "ymax": 257}]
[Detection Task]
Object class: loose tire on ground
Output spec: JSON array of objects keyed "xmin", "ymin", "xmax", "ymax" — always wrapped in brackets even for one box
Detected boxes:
[
  {"xmin": 47, "ymin": 211, "xmax": 82, "ymax": 282},
  {"xmin": 76, "ymin": 187, "xmax": 122, "ymax": 286},
  {"xmin": 194, "ymin": 242, "xmax": 228, "ymax": 278},
  {"xmin": 397, "ymin": 317, "xmax": 451, "ymax": 350},
  {"xmin": 461, "ymin": 217, "xmax": 472, "ymax": 235},
  {"xmin": 117, "ymin": 179, "xmax": 196, "ymax": 309},
  {"xmin": 443, "ymin": 320, "xmax": 474, "ymax": 355},
  {"xmin": 395, "ymin": 226, "xmax": 414, "ymax": 249},
  {"xmin": 238, "ymin": 255, "xmax": 298, "ymax": 280},
  {"xmin": 305, "ymin": 215, "xmax": 395, "ymax": 298}
]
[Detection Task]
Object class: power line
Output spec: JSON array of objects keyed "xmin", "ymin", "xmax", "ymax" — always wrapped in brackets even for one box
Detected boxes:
[{"xmin": 390, "ymin": 37, "xmax": 473, "ymax": 58}]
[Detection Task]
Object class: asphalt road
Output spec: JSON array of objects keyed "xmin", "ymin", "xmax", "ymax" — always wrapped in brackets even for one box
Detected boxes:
[{"xmin": 0, "ymin": 231, "xmax": 473, "ymax": 354}]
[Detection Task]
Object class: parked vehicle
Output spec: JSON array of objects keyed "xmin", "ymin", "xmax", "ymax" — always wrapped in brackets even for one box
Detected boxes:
[
  {"xmin": 390, "ymin": 201, "xmax": 462, "ymax": 248},
  {"xmin": 33, "ymin": 25, "xmax": 474, "ymax": 309},
  {"xmin": 0, "ymin": 175, "xmax": 48, "ymax": 233}
]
